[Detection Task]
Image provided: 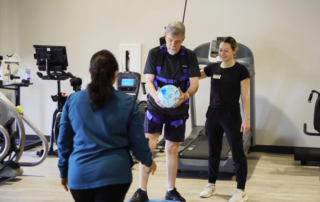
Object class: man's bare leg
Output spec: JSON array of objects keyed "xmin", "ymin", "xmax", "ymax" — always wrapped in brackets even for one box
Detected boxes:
[
  {"xmin": 165, "ymin": 140, "xmax": 180, "ymax": 189},
  {"xmin": 139, "ymin": 133, "xmax": 160, "ymax": 189}
]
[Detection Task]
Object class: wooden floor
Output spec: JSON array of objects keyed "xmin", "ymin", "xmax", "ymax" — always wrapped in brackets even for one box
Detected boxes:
[{"xmin": 0, "ymin": 150, "xmax": 319, "ymax": 202}]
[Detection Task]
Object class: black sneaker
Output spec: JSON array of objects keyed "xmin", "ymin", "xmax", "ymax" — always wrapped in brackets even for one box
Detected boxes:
[
  {"xmin": 165, "ymin": 188, "xmax": 186, "ymax": 202},
  {"xmin": 129, "ymin": 188, "xmax": 149, "ymax": 202}
]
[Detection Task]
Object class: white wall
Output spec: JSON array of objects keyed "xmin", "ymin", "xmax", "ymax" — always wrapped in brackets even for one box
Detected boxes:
[
  {"xmin": 1, "ymin": 0, "xmax": 320, "ymax": 148},
  {"xmin": 0, "ymin": 1, "xmax": 3, "ymax": 54},
  {"xmin": 0, "ymin": 0, "xmax": 4, "ymax": 124},
  {"xmin": 0, "ymin": 0, "xmax": 19, "ymax": 125}
]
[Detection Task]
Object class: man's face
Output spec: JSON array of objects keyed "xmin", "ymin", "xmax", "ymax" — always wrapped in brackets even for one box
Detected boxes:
[{"xmin": 164, "ymin": 32, "xmax": 185, "ymax": 55}]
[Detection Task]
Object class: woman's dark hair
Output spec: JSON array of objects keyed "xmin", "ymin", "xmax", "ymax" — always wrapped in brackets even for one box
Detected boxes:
[
  {"xmin": 87, "ymin": 50, "xmax": 119, "ymax": 111},
  {"xmin": 222, "ymin": 36, "xmax": 238, "ymax": 51}
]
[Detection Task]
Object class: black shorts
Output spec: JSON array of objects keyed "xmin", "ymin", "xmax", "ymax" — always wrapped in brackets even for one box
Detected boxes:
[{"xmin": 144, "ymin": 109, "xmax": 187, "ymax": 142}]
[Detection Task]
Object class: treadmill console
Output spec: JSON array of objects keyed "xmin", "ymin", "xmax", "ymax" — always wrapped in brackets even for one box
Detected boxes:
[
  {"xmin": 116, "ymin": 71, "xmax": 141, "ymax": 100},
  {"xmin": 118, "ymin": 77, "xmax": 137, "ymax": 92},
  {"xmin": 121, "ymin": 78, "xmax": 135, "ymax": 87}
]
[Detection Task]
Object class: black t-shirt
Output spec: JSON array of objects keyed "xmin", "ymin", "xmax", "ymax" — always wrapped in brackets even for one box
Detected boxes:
[
  {"xmin": 144, "ymin": 47, "xmax": 200, "ymax": 115},
  {"xmin": 204, "ymin": 62, "xmax": 250, "ymax": 109}
]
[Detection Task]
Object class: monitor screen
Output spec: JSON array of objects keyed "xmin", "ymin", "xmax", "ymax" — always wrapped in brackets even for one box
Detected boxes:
[
  {"xmin": 121, "ymin": 78, "xmax": 135, "ymax": 86},
  {"xmin": 34, "ymin": 45, "xmax": 68, "ymax": 72}
]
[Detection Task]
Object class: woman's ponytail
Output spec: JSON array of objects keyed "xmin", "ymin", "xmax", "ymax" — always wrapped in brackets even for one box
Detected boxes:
[{"xmin": 87, "ymin": 50, "xmax": 118, "ymax": 111}]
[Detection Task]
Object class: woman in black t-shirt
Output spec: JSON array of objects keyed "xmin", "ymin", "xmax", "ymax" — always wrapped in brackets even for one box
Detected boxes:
[{"xmin": 198, "ymin": 37, "xmax": 250, "ymax": 202}]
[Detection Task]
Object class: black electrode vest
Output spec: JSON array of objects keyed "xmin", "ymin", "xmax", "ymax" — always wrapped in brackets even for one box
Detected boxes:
[
  {"xmin": 147, "ymin": 45, "xmax": 190, "ymax": 127},
  {"xmin": 152, "ymin": 45, "xmax": 190, "ymax": 104}
]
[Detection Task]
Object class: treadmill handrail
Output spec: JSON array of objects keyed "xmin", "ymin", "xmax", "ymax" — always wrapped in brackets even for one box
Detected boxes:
[{"xmin": 19, "ymin": 115, "xmax": 49, "ymax": 166}]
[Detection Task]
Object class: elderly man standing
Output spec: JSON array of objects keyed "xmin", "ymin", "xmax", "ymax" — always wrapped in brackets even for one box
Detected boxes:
[{"xmin": 129, "ymin": 21, "xmax": 200, "ymax": 202}]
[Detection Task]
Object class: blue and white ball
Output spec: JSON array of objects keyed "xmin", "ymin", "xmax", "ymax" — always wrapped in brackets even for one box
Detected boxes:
[{"xmin": 157, "ymin": 85, "xmax": 181, "ymax": 108}]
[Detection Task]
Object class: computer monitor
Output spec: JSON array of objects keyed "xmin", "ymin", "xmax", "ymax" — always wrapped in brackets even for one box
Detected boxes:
[{"xmin": 33, "ymin": 45, "xmax": 68, "ymax": 72}]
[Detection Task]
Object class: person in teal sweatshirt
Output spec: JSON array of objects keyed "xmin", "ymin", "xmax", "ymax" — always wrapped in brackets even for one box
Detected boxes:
[{"xmin": 57, "ymin": 49, "xmax": 157, "ymax": 202}]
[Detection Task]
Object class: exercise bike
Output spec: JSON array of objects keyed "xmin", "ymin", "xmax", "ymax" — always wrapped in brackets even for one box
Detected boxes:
[
  {"xmin": 33, "ymin": 45, "xmax": 82, "ymax": 156},
  {"xmin": 116, "ymin": 71, "xmax": 148, "ymax": 164}
]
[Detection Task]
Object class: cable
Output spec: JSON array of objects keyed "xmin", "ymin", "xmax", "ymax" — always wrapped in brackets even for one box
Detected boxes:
[{"xmin": 182, "ymin": 0, "xmax": 187, "ymax": 24}]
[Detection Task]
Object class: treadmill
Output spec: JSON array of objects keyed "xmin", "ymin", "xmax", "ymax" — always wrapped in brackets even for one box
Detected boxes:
[{"xmin": 178, "ymin": 38, "xmax": 256, "ymax": 173}]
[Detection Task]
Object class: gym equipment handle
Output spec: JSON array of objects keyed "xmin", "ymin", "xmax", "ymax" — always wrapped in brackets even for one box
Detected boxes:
[
  {"xmin": 141, "ymin": 82, "xmax": 147, "ymax": 95},
  {"xmin": 303, "ymin": 123, "xmax": 320, "ymax": 136}
]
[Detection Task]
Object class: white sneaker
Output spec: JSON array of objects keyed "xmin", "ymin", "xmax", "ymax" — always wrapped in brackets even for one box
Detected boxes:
[
  {"xmin": 229, "ymin": 189, "xmax": 248, "ymax": 202},
  {"xmin": 199, "ymin": 183, "xmax": 217, "ymax": 198}
]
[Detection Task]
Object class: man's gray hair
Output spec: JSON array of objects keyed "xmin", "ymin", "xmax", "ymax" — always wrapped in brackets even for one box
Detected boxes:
[{"xmin": 165, "ymin": 21, "xmax": 185, "ymax": 37}]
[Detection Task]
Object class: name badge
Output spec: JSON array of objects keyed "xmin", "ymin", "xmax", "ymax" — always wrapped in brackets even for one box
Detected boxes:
[{"xmin": 213, "ymin": 74, "xmax": 221, "ymax": 79}]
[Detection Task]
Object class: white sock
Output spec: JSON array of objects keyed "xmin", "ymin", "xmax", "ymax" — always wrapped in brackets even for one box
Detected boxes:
[
  {"xmin": 140, "ymin": 188, "xmax": 147, "ymax": 192},
  {"xmin": 208, "ymin": 183, "xmax": 215, "ymax": 187},
  {"xmin": 167, "ymin": 188, "xmax": 175, "ymax": 191}
]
